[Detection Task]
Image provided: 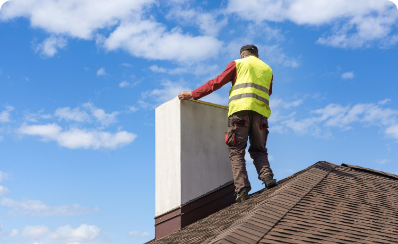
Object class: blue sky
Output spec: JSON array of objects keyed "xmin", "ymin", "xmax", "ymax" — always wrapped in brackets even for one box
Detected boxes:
[{"xmin": 0, "ymin": 0, "xmax": 398, "ymax": 243}]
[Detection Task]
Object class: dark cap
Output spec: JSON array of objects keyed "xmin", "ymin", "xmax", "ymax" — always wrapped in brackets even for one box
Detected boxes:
[{"xmin": 240, "ymin": 44, "xmax": 258, "ymax": 55}]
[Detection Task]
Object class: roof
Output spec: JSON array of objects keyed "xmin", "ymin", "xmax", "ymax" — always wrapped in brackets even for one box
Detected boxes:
[{"xmin": 147, "ymin": 161, "xmax": 398, "ymax": 244}]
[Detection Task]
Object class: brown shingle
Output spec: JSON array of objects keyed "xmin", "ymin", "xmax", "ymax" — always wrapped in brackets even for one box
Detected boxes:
[{"xmin": 146, "ymin": 161, "xmax": 398, "ymax": 243}]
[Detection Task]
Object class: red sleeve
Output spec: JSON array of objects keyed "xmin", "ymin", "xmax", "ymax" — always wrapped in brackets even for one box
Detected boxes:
[
  {"xmin": 269, "ymin": 75, "xmax": 273, "ymax": 96},
  {"xmin": 191, "ymin": 61, "xmax": 236, "ymax": 100}
]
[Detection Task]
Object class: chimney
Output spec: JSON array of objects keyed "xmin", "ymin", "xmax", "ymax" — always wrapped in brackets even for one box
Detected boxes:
[{"xmin": 155, "ymin": 98, "xmax": 235, "ymax": 240}]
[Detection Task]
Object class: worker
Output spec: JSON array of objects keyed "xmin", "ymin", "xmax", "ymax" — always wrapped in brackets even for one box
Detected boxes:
[{"xmin": 178, "ymin": 44, "xmax": 276, "ymax": 203}]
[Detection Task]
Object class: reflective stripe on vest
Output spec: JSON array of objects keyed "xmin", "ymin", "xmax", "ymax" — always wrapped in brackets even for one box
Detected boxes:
[
  {"xmin": 231, "ymin": 83, "xmax": 269, "ymax": 95},
  {"xmin": 229, "ymin": 93, "xmax": 269, "ymax": 106},
  {"xmin": 228, "ymin": 56, "xmax": 272, "ymax": 118}
]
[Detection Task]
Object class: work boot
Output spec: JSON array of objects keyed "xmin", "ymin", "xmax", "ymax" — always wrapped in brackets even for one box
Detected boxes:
[
  {"xmin": 236, "ymin": 189, "xmax": 249, "ymax": 202},
  {"xmin": 262, "ymin": 174, "xmax": 277, "ymax": 189}
]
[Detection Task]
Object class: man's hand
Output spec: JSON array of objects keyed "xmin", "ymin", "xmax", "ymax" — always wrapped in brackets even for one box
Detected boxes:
[{"xmin": 178, "ymin": 91, "xmax": 192, "ymax": 100}]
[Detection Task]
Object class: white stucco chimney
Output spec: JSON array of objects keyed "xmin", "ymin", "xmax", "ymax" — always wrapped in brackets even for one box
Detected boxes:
[{"xmin": 154, "ymin": 98, "xmax": 234, "ymax": 239}]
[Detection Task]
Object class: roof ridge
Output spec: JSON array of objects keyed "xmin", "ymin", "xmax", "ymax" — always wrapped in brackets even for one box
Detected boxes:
[
  {"xmin": 248, "ymin": 161, "xmax": 338, "ymax": 198},
  {"xmin": 341, "ymin": 163, "xmax": 398, "ymax": 180},
  {"xmin": 205, "ymin": 162, "xmax": 336, "ymax": 244}
]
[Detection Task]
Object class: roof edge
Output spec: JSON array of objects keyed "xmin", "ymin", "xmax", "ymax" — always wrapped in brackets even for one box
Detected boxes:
[{"xmin": 341, "ymin": 163, "xmax": 398, "ymax": 181}]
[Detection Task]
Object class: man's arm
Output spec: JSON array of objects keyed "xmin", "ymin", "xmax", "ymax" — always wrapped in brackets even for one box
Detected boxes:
[{"xmin": 178, "ymin": 61, "xmax": 236, "ymax": 101}]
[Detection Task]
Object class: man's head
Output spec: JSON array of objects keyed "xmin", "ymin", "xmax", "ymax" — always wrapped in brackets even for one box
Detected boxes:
[{"xmin": 240, "ymin": 44, "xmax": 259, "ymax": 58}]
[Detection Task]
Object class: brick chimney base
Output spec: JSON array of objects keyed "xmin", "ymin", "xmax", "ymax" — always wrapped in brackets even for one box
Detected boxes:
[{"xmin": 154, "ymin": 182, "xmax": 235, "ymax": 240}]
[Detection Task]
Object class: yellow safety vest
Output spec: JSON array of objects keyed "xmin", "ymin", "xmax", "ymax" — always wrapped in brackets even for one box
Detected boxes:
[{"xmin": 228, "ymin": 56, "xmax": 272, "ymax": 118}]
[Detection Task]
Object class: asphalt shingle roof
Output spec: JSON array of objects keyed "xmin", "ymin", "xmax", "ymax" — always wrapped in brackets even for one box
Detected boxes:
[{"xmin": 147, "ymin": 161, "xmax": 398, "ymax": 244}]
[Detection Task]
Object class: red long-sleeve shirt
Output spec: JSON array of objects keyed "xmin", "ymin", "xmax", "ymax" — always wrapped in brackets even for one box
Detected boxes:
[{"xmin": 191, "ymin": 61, "xmax": 273, "ymax": 100}]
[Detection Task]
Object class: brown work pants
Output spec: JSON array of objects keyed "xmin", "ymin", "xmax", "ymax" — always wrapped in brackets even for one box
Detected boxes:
[{"xmin": 225, "ymin": 110, "xmax": 273, "ymax": 193}]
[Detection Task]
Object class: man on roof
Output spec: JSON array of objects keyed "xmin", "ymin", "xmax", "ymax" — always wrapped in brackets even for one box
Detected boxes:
[{"xmin": 178, "ymin": 44, "xmax": 276, "ymax": 202}]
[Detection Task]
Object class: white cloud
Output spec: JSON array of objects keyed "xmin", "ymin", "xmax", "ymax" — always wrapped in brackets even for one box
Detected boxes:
[
  {"xmin": 25, "ymin": 103, "xmax": 122, "ymax": 128},
  {"xmin": 386, "ymin": 124, "xmax": 398, "ymax": 139},
  {"xmin": 0, "ymin": 0, "xmax": 154, "ymax": 39},
  {"xmin": 18, "ymin": 123, "xmax": 136, "ymax": 150},
  {"xmin": 0, "ymin": 186, "xmax": 9, "ymax": 196},
  {"xmin": 137, "ymin": 100, "xmax": 156, "ymax": 110},
  {"xmin": 3, "ymin": 0, "xmax": 313, "ymax": 64},
  {"xmin": 34, "ymin": 36, "xmax": 67, "ymax": 58},
  {"xmin": 149, "ymin": 63, "xmax": 219, "ymax": 75},
  {"xmin": 380, "ymin": 34, "xmax": 398, "ymax": 48},
  {"xmin": 149, "ymin": 65, "xmax": 167, "ymax": 73},
  {"xmin": 96, "ymin": 68, "xmax": 106, "ymax": 77},
  {"xmin": 119, "ymin": 80, "xmax": 140, "ymax": 88},
  {"xmin": 82, "ymin": 103, "xmax": 119, "ymax": 127},
  {"xmin": 119, "ymin": 81, "xmax": 130, "ymax": 88},
  {"xmin": 128, "ymin": 230, "xmax": 151, "ymax": 237},
  {"xmin": 142, "ymin": 80, "xmax": 191, "ymax": 104},
  {"xmin": 22, "ymin": 225, "xmax": 50, "ymax": 239},
  {"xmin": 190, "ymin": 64, "xmax": 220, "ymax": 76},
  {"xmin": 0, "ymin": 106, "xmax": 14, "ymax": 123},
  {"xmin": 246, "ymin": 23, "xmax": 285, "ymax": 42},
  {"xmin": 227, "ymin": 0, "xmax": 398, "ymax": 49},
  {"xmin": 54, "ymin": 107, "xmax": 90, "ymax": 122},
  {"xmin": 128, "ymin": 106, "xmax": 139, "ymax": 112},
  {"xmin": 1, "ymin": 0, "xmax": 224, "ymax": 62},
  {"xmin": 0, "ymin": 171, "xmax": 9, "ymax": 182},
  {"xmin": 261, "ymin": 45, "xmax": 301, "ymax": 68},
  {"xmin": 9, "ymin": 229, "xmax": 18, "ymax": 237},
  {"xmin": 121, "ymin": 63, "xmax": 133, "ymax": 67},
  {"xmin": 166, "ymin": 7, "xmax": 228, "ymax": 36},
  {"xmin": 21, "ymin": 224, "xmax": 99, "ymax": 243},
  {"xmin": 23, "ymin": 110, "xmax": 52, "ymax": 123},
  {"xmin": 269, "ymin": 98, "xmax": 303, "ymax": 123},
  {"xmin": 341, "ymin": 71, "xmax": 355, "ymax": 79},
  {"xmin": 48, "ymin": 224, "xmax": 100, "ymax": 243},
  {"xmin": 103, "ymin": 18, "xmax": 223, "ymax": 63},
  {"xmin": 379, "ymin": 98, "xmax": 391, "ymax": 105},
  {"xmin": 271, "ymin": 98, "xmax": 304, "ymax": 110},
  {"xmin": 376, "ymin": 159, "xmax": 391, "ymax": 165},
  {"xmin": 272, "ymin": 99, "xmax": 398, "ymax": 140},
  {"xmin": 1, "ymin": 197, "xmax": 99, "ymax": 217}
]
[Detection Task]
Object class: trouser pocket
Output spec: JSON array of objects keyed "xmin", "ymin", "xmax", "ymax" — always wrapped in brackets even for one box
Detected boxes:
[
  {"xmin": 228, "ymin": 114, "xmax": 248, "ymax": 127},
  {"xmin": 225, "ymin": 127, "xmax": 236, "ymax": 146},
  {"xmin": 226, "ymin": 113, "xmax": 247, "ymax": 146},
  {"xmin": 260, "ymin": 116, "xmax": 269, "ymax": 130}
]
